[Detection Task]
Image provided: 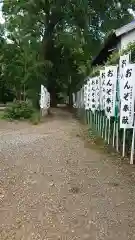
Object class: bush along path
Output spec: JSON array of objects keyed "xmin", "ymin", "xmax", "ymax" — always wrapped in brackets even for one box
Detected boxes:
[{"xmin": 0, "ymin": 108, "xmax": 135, "ymax": 240}]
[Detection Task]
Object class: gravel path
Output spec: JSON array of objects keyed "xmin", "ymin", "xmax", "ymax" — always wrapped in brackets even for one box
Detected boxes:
[{"xmin": 0, "ymin": 109, "xmax": 135, "ymax": 239}]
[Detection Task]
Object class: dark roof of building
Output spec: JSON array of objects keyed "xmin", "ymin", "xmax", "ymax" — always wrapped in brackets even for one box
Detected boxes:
[{"xmin": 92, "ymin": 21, "xmax": 135, "ymax": 66}]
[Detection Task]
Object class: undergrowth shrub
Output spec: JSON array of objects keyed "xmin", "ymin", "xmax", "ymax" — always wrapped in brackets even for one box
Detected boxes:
[{"xmin": 4, "ymin": 100, "xmax": 35, "ymax": 119}]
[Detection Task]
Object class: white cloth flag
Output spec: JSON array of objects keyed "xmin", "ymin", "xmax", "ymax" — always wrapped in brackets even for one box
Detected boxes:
[
  {"xmin": 119, "ymin": 53, "xmax": 130, "ymax": 98},
  {"xmin": 40, "ymin": 85, "xmax": 46, "ymax": 109},
  {"xmin": 120, "ymin": 64, "xmax": 135, "ymax": 129},
  {"xmin": 105, "ymin": 66, "xmax": 118, "ymax": 118},
  {"xmin": 47, "ymin": 92, "xmax": 50, "ymax": 109},
  {"xmin": 90, "ymin": 77, "xmax": 96, "ymax": 112},
  {"xmin": 40, "ymin": 85, "xmax": 50, "ymax": 109},
  {"xmin": 84, "ymin": 78, "xmax": 91, "ymax": 110},
  {"xmin": 95, "ymin": 76, "xmax": 100, "ymax": 110},
  {"xmin": 84, "ymin": 84, "xmax": 88, "ymax": 109},
  {"xmin": 100, "ymin": 70, "xmax": 105, "ymax": 110},
  {"xmin": 72, "ymin": 93, "xmax": 75, "ymax": 105},
  {"xmin": 87, "ymin": 78, "xmax": 91, "ymax": 110}
]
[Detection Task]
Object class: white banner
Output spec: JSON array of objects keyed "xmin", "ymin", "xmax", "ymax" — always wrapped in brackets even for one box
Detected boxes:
[
  {"xmin": 95, "ymin": 76, "xmax": 100, "ymax": 110},
  {"xmin": 84, "ymin": 84, "xmax": 88, "ymax": 108},
  {"xmin": 40, "ymin": 85, "xmax": 50, "ymax": 109},
  {"xmin": 120, "ymin": 64, "xmax": 135, "ymax": 129},
  {"xmin": 105, "ymin": 66, "xmax": 118, "ymax": 118},
  {"xmin": 100, "ymin": 70, "xmax": 105, "ymax": 110},
  {"xmin": 40, "ymin": 85, "xmax": 46, "ymax": 109},
  {"xmin": 84, "ymin": 78, "xmax": 91, "ymax": 110},
  {"xmin": 119, "ymin": 53, "xmax": 130, "ymax": 99},
  {"xmin": 90, "ymin": 77, "xmax": 96, "ymax": 112},
  {"xmin": 119, "ymin": 53, "xmax": 130, "ymax": 75},
  {"xmin": 80, "ymin": 87, "xmax": 84, "ymax": 108},
  {"xmin": 47, "ymin": 92, "xmax": 50, "ymax": 109}
]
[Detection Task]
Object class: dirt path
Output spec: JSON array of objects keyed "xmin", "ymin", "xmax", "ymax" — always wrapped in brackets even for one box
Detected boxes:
[{"xmin": 0, "ymin": 109, "xmax": 135, "ymax": 240}]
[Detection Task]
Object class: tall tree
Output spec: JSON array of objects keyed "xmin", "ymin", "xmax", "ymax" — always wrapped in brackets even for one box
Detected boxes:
[{"xmin": 1, "ymin": 0, "xmax": 135, "ymax": 105}]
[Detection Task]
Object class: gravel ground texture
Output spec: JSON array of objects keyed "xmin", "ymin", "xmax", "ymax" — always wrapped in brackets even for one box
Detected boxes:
[{"xmin": 0, "ymin": 108, "xmax": 135, "ymax": 240}]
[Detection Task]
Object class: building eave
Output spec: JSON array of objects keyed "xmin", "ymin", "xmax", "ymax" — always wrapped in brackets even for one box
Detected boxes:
[
  {"xmin": 91, "ymin": 21, "xmax": 135, "ymax": 66},
  {"xmin": 91, "ymin": 33, "xmax": 119, "ymax": 66}
]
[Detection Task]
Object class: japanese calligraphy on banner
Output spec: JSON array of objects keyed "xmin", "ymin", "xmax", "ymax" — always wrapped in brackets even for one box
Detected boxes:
[
  {"xmin": 100, "ymin": 70, "xmax": 105, "ymax": 110},
  {"xmin": 84, "ymin": 78, "xmax": 91, "ymax": 110},
  {"xmin": 46, "ymin": 92, "xmax": 50, "ymax": 109},
  {"xmin": 120, "ymin": 64, "xmax": 135, "ymax": 129},
  {"xmin": 84, "ymin": 84, "xmax": 88, "ymax": 108},
  {"xmin": 119, "ymin": 53, "xmax": 130, "ymax": 74},
  {"xmin": 105, "ymin": 66, "xmax": 118, "ymax": 118},
  {"xmin": 91, "ymin": 77, "xmax": 96, "ymax": 112},
  {"xmin": 95, "ymin": 76, "xmax": 100, "ymax": 110},
  {"xmin": 119, "ymin": 53, "xmax": 130, "ymax": 98}
]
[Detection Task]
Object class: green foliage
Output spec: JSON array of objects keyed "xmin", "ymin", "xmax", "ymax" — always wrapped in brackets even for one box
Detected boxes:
[
  {"xmin": 90, "ymin": 66, "xmax": 100, "ymax": 77},
  {"xmin": 0, "ymin": 39, "xmax": 52, "ymax": 101},
  {"xmin": 106, "ymin": 51, "xmax": 120, "ymax": 65},
  {"xmin": 122, "ymin": 41, "xmax": 135, "ymax": 63},
  {"xmin": 4, "ymin": 100, "xmax": 35, "ymax": 120},
  {"xmin": 0, "ymin": 0, "xmax": 134, "ymax": 103}
]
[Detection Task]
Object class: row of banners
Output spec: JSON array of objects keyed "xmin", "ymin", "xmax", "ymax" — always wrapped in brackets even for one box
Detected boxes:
[{"xmin": 74, "ymin": 52, "xmax": 135, "ymax": 129}]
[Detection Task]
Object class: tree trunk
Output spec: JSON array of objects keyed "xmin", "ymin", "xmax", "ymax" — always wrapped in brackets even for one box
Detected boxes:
[
  {"xmin": 67, "ymin": 76, "xmax": 73, "ymax": 107},
  {"xmin": 69, "ymin": 90, "xmax": 73, "ymax": 106},
  {"xmin": 50, "ymin": 88, "xmax": 57, "ymax": 107},
  {"xmin": 42, "ymin": 9, "xmax": 64, "ymax": 107}
]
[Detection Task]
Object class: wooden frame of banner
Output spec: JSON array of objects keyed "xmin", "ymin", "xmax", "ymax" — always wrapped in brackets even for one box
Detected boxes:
[
  {"xmin": 105, "ymin": 117, "xmax": 107, "ymax": 141},
  {"xmin": 130, "ymin": 116, "xmax": 135, "ymax": 164},
  {"xmin": 99, "ymin": 112, "xmax": 101, "ymax": 132},
  {"xmin": 87, "ymin": 109, "xmax": 89, "ymax": 125},
  {"xmin": 94, "ymin": 111, "xmax": 96, "ymax": 128},
  {"xmin": 99, "ymin": 111, "xmax": 102, "ymax": 134},
  {"xmin": 122, "ymin": 128, "xmax": 126, "ymax": 157},
  {"xmin": 95, "ymin": 111, "xmax": 97, "ymax": 130},
  {"xmin": 98, "ymin": 111, "xmax": 100, "ymax": 132},
  {"xmin": 115, "ymin": 107, "xmax": 119, "ymax": 152},
  {"xmin": 102, "ymin": 114, "xmax": 105, "ymax": 138},
  {"xmin": 108, "ymin": 117, "xmax": 111, "ymax": 144},
  {"xmin": 97, "ymin": 111, "xmax": 99, "ymax": 132},
  {"xmin": 112, "ymin": 120, "xmax": 116, "ymax": 147},
  {"xmin": 130, "ymin": 126, "xmax": 135, "ymax": 164},
  {"xmin": 90, "ymin": 110, "xmax": 92, "ymax": 126}
]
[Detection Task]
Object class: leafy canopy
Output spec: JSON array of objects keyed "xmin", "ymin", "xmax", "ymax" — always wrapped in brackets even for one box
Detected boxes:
[{"xmin": 0, "ymin": 0, "xmax": 134, "ymax": 104}]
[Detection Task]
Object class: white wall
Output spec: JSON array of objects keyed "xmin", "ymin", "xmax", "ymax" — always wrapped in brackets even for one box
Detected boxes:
[{"xmin": 120, "ymin": 30, "xmax": 135, "ymax": 50}]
